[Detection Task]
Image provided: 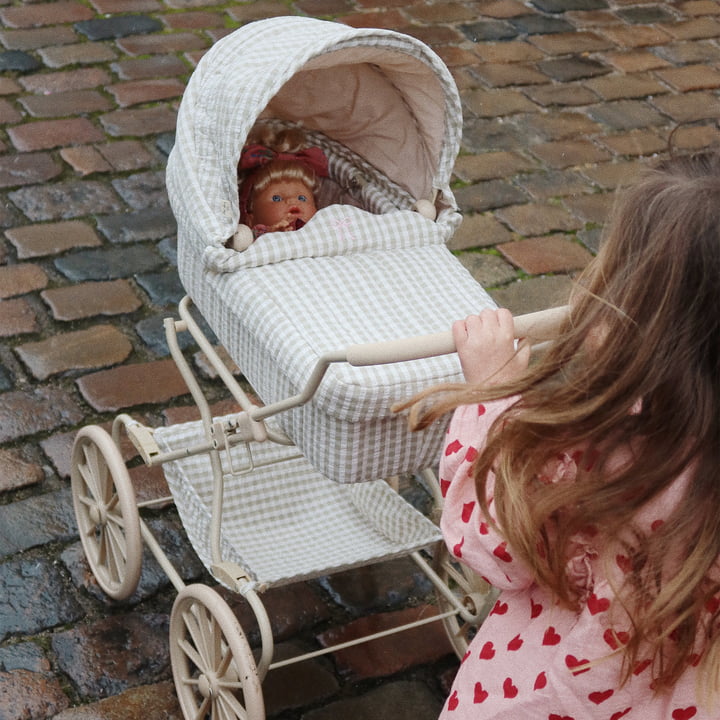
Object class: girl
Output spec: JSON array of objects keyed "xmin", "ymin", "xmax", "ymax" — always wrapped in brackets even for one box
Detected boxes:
[{"xmin": 403, "ymin": 151, "xmax": 720, "ymax": 719}]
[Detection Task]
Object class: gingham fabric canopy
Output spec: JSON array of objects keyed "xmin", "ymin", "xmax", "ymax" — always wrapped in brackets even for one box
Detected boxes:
[{"xmin": 167, "ymin": 16, "xmax": 463, "ymax": 260}]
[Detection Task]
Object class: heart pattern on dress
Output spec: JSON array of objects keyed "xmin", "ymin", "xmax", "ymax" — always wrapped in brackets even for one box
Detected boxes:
[
  {"xmin": 588, "ymin": 689, "xmax": 613, "ymax": 705},
  {"xmin": 542, "ymin": 626, "xmax": 561, "ymax": 645},
  {"xmin": 473, "ymin": 682, "xmax": 488, "ymax": 704},
  {"xmin": 438, "ymin": 400, "xmax": 704, "ymax": 719}
]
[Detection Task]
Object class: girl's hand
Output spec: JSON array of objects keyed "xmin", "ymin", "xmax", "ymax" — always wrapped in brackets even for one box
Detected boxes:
[{"xmin": 452, "ymin": 308, "xmax": 530, "ymax": 386}]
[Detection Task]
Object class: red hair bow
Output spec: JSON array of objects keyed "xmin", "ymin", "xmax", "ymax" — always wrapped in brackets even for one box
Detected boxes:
[{"xmin": 240, "ymin": 144, "xmax": 329, "ymax": 178}]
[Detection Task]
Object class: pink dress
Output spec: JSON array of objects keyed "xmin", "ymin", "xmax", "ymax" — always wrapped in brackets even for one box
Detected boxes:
[{"xmin": 439, "ymin": 399, "xmax": 711, "ymax": 720}]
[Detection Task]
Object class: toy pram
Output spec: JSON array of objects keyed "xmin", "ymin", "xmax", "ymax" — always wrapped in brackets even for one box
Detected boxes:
[{"xmin": 70, "ymin": 16, "xmax": 567, "ymax": 720}]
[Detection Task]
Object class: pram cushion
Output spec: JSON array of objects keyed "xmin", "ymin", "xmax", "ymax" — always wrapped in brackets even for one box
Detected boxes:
[{"xmin": 215, "ymin": 204, "xmax": 446, "ymax": 270}]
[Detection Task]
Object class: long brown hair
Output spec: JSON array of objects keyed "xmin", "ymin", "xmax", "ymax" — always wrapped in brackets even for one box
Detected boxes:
[{"xmin": 405, "ymin": 151, "xmax": 720, "ymax": 692}]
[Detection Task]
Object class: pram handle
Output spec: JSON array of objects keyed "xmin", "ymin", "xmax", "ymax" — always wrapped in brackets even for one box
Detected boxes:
[
  {"xmin": 250, "ymin": 305, "xmax": 569, "ymax": 422},
  {"xmin": 345, "ymin": 305, "xmax": 569, "ymax": 367}
]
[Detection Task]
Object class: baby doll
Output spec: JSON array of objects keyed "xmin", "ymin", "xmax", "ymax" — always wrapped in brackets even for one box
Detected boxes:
[{"xmin": 230, "ymin": 127, "xmax": 329, "ymax": 251}]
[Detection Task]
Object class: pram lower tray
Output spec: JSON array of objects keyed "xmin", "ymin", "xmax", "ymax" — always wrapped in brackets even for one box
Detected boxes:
[{"xmin": 154, "ymin": 416, "xmax": 441, "ymax": 590}]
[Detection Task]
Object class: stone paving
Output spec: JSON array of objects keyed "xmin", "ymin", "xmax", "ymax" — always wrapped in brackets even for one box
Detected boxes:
[{"xmin": 1, "ymin": 0, "xmax": 720, "ymax": 718}]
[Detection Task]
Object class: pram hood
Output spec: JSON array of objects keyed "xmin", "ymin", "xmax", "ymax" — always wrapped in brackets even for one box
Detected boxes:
[{"xmin": 167, "ymin": 16, "xmax": 463, "ymax": 266}]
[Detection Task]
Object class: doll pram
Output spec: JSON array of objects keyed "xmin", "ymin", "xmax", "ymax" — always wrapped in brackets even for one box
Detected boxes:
[
  {"xmin": 70, "ymin": 16, "xmax": 566, "ymax": 720},
  {"xmin": 166, "ymin": 15, "xmax": 499, "ymax": 485}
]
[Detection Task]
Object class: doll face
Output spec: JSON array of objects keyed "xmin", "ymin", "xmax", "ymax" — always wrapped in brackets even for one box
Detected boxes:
[{"xmin": 248, "ymin": 179, "xmax": 317, "ymax": 229}]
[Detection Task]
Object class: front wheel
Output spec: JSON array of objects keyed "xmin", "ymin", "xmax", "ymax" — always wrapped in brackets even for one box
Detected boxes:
[
  {"xmin": 170, "ymin": 584, "xmax": 265, "ymax": 720},
  {"xmin": 70, "ymin": 425, "xmax": 142, "ymax": 600}
]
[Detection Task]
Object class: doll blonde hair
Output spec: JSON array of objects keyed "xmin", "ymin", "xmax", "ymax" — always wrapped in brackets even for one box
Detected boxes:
[{"xmin": 403, "ymin": 150, "xmax": 720, "ymax": 695}]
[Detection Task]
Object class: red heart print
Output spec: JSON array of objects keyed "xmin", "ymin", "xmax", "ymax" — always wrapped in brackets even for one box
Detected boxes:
[
  {"xmin": 706, "ymin": 596, "xmax": 720, "ymax": 614},
  {"xmin": 530, "ymin": 598, "xmax": 543, "ymax": 618},
  {"xmin": 479, "ymin": 521, "xmax": 489, "ymax": 535},
  {"xmin": 610, "ymin": 709, "xmax": 632, "ymax": 720},
  {"xmin": 548, "ymin": 714, "xmax": 575, "ymax": 720},
  {"xmin": 447, "ymin": 690, "xmax": 459, "ymax": 711},
  {"xmin": 453, "ymin": 536, "xmax": 464, "ymax": 558},
  {"xmin": 493, "ymin": 541, "xmax": 513, "ymax": 563},
  {"xmin": 445, "ymin": 439, "xmax": 463, "ymax": 455},
  {"xmin": 491, "ymin": 600, "xmax": 508, "ymax": 616},
  {"xmin": 478, "ymin": 404, "xmax": 486, "ymax": 415},
  {"xmin": 534, "ymin": 672, "xmax": 547, "ymax": 690},
  {"xmin": 465, "ymin": 447, "xmax": 478, "ymax": 463},
  {"xmin": 603, "ymin": 628, "xmax": 628, "ymax": 649},
  {"xmin": 542, "ymin": 626, "xmax": 561, "ymax": 645},
  {"xmin": 633, "ymin": 658, "xmax": 651, "ymax": 675},
  {"xmin": 445, "ymin": 440, "xmax": 462, "ymax": 457},
  {"xmin": 461, "ymin": 501, "xmax": 475, "ymax": 523},
  {"xmin": 616, "ymin": 554, "xmax": 632, "ymax": 573},
  {"xmin": 461, "ymin": 649, "xmax": 470, "ymax": 663},
  {"xmin": 672, "ymin": 708, "xmax": 697, "ymax": 720},
  {"xmin": 473, "ymin": 682, "xmax": 488, "ymax": 704},
  {"xmin": 587, "ymin": 593, "xmax": 610, "ymax": 615},
  {"xmin": 565, "ymin": 655, "xmax": 590, "ymax": 675},
  {"xmin": 589, "ymin": 689, "xmax": 613, "ymax": 705},
  {"xmin": 440, "ymin": 478, "xmax": 450, "ymax": 498},
  {"xmin": 503, "ymin": 677, "xmax": 518, "ymax": 699},
  {"xmin": 479, "ymin": 641, "xmax": 495, "ymax": 660},
  {"xmin": 651, "ymin": 519, "xmax": 664, "ymax": 531},
  {"xmin": 507, "ymin": 634, "xmax": 523, "ymax": 651}
]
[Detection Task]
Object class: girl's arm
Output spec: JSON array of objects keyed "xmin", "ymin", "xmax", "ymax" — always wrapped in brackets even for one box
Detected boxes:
[
  {"xmin": 440, "ymin": 401, "xmax": 537, "ymax": 590},
  {"xmin": 441, "ymin": 309, "xmax": 534, "ymax": 589}
]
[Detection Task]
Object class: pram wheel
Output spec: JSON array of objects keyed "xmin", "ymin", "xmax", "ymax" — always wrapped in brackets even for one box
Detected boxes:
[
  {"xmin": 433, "ymin": 541, "xmax": 497, "ymax": 659},
  {"xmin": 170, "ymin": 584, "xmax": 264, "ymax": 720},
  {"xmin": 70, "ymin": 425, "xmax": 142, "ymax": 600}
]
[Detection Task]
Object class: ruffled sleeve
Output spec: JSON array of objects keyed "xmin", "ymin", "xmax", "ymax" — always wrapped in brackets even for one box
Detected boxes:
[{"xmin": 440, "ymin": 397, "xmax": 538, "ymax": 590}]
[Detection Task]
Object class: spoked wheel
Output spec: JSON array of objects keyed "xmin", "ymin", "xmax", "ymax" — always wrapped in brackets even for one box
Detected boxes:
[
  {"xmin": 70, "ymin": 425, "xmax": 142, "ymax": 601},
  {"xmin": 433, "ymin": 540, "xmax": 498, "ymax": 658},
  {"xmin": 170, "ymin": 584, "xmax": 264, "ymax": 720}
]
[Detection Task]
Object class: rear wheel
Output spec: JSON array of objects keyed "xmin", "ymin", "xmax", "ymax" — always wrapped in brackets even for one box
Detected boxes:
[
  {"xmin": 70, "ymin": 425, "xmax": 142, "ymax": 600},
  {"xmin": 170, "ymin": 584, "xmax": 264, "ymax": 720},
  {"xmin": 433, "ymin": 541, "xmax": 497, "ymax": 658}
]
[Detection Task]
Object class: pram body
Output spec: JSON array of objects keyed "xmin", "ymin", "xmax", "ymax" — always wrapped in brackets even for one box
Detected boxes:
[
  {"xmin": 69, "ymin": 16, "xmax": 566, "ymax": 720},
  {"xmin": 166, "ymin": 16, "xmax": 498, "ymax": 483}
]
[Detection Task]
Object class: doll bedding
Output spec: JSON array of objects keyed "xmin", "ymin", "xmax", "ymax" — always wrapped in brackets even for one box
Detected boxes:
[{"xmin": 178, "ymin": 205, "xmax": 497, "ymax": 484}]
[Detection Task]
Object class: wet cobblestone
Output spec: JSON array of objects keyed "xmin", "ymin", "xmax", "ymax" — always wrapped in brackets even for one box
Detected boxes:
[{"xmin": 1, "ymin": 0, "xmax": 720, "ymax": 718}]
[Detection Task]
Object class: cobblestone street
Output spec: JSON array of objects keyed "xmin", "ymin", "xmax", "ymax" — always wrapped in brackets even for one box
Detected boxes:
[{"xmin": 2, "ymin": 0, "xmax": 720, "ymax": 718}]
